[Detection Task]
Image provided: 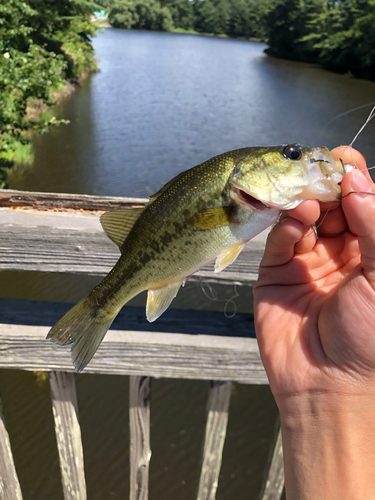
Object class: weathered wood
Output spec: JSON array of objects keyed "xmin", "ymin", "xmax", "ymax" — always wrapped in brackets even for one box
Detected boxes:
[
  {"xmin": 49, "ymin": 371, "xmax": 87, "ymax": 500},
  {"xmin": 0, "ymin": 299, "xmax": 265, "ymax": 383},
  {"xmin": 0, "ymin": 323, "xmax": 265, "ymax": 383},
  {"xmin": 197, "ymin": 381, "xmax": 232, "ymax": 500},
  {"xmin": 129, "ymin": 376, "xmax": 151, "ymax": 500},
  {"xmin": 0, "ymin": 190, "xmax": 284, "ymax": 499},
  {"xmin": 0, "ymin": 397, "xmax": 23, "ymax": 500},
  {"xmin": 259, "ymin": 415, "xmax": 284, "ymax": 500},
  {"xmin": 0, "ymin": 188, "xmax": 147, "ymax": 212},
  {"xmin": 0, "ymin": 201, "xmax": 266, "ymax": 284}
]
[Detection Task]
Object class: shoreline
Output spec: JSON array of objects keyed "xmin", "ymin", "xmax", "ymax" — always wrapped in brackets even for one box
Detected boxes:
[
  {"xmin": 1, "ymin": 68, "xmax": 96, "ymax": 189},
  {"xmin": 99, "ymin": 22, "xmax": 262, "ymax": 43}
]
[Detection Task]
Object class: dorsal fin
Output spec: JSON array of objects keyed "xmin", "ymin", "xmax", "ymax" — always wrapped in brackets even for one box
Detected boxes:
[{"xmin": 100, "ymin": 208, "xmax": 144, "ymax": 249}]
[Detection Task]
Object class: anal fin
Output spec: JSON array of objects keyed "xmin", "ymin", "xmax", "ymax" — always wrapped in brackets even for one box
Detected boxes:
[
  {"xmin": 214, "ymin": 242, "xmax": 245, "ymax": 273},
  {"xmin": 146, "ymin": 282, "xmax": 182, "ymax": 322}
]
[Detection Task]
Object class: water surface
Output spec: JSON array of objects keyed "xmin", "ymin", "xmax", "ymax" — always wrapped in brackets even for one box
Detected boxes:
[{"xmin": 8, "ymin": 29, "xmax": 375, "ymax": 197}]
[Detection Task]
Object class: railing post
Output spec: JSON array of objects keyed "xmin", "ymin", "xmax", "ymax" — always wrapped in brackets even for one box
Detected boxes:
[
  {"xmin": 129, "ymin": 375, "xmax": 151, "ymax": 500},
  {"xmin": 0, "ymin": 395, "xmax": 23, "ymax": 500},
  {"xmin": 49, "ymin": 371, "xmax": 87, "ymax": 500},
  {"xmin": 197, "ymin": 380, "xmax": 232, "ymax": 500},
  {"xmin": 258, "ymin": 414, "xmax": 284, "ymax": 500}
]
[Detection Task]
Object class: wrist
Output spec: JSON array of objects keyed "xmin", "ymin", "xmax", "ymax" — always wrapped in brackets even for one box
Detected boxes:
[{"xmin": 279, "ymin": 390, "xmax": 375, "ymax": 500}]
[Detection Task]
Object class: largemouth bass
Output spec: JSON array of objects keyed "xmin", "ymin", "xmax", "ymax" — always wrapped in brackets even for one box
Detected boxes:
[{"xmin": 47, "ymin": 144, "xmax": 345, "ymax": 370}]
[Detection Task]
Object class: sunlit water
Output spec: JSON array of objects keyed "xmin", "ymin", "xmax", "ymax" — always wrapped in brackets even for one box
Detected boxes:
[
  {"xmin": 3, "ymin": 29, "xmax": 375, "ymax": 500},
  {"xmin": 8, "ymin": 29, "xmax": 375, "ymax": 197}
]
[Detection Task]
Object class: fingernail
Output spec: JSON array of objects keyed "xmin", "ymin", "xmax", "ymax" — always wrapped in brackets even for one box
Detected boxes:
[{"xmin": 348, "ymin": 169, "xmax": 373, "ymax": 193}]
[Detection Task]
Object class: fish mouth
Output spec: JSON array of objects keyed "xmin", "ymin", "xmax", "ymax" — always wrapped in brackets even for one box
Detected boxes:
[
  {"xmin": 310, "ymin": 148, "xmax": 345, "ymax": 187},
  {"xmin": 230, "ymin": 185, "xmax": 271, "ymax": 211}
]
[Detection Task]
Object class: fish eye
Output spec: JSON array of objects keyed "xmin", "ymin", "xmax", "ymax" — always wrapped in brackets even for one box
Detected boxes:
[{"xmin": 283, "ymin": 145, "xmax": 302, "ymax": 161}]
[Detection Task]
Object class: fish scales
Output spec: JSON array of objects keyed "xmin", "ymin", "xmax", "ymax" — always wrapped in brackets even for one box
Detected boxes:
[
  {"xmin": 94, "ymin": 151, "xmax": 241, "ymax": 302},
  {"xmin": 47, "ymin": 144, "xmax": 346, "ymax": 370}
]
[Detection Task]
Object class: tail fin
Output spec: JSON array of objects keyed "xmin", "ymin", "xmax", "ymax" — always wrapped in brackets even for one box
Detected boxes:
[{"xmin": 47, "ymin": 297, "xmax": 115, "ymax": 371}]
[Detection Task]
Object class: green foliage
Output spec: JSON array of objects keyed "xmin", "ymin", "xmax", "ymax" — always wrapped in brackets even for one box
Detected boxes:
[
  {"xmin": 106, "ymin": 0, "xmax": 375, "ymax": 81},
  {"xmin": 108, "ymin": 0, "xmax": 136, "ymax": 28},
  {"xmin": 300, "ymin": 0, "xmax": 375, "ymax": 79},
  {"xmin": 160, "ymin": 0, "xmax": 194, "ymax": 30},
  {"xmin": 108, "ymin": 0, "xmax": 174, "ymax": 31},
  {"xmin": 193, "ymin": 0, "xmax": 217, "ymax": 33},
  {"xmin": 0, "ymin": 0, "xmax": 99, "ymax": 185},
  {"xmin": 259, "ymin": 0, "xmax": 375, "ymax": 80},
  {"xmin": 108, "ymin": 0, "xmax": 261, "ymax": 36},
  {"xmin": 262, "ymin": 0, "xmax": 311, "ymax": 60}
]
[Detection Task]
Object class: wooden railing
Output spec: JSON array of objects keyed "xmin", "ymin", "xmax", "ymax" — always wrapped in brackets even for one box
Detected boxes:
[{"xmin": 0, "ymin": 189, "xmax": 284, "ymax": 500}]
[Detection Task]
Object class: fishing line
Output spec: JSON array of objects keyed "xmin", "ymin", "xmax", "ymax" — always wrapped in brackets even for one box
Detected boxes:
[
  {"xmin": 297, "ymin": 202, "xmax": 335, "ymax": 242},
  {"xmin": 200, "ymin": 281, "xmax": 239, "ymax": 318},
  {"xmin": 223, "ymin": 284, "xmax": 239, "ymax": 319},
  {"xmin": 326, "ymin": 101, "xmax": 375, "ymax": 128},
  {"xmin": 350, "ymin": 103, "xmax": 375, "ymax": 147},
  {"xmin": 341, "ymin": 191, "xmax": 375, "ymax": 200},
  {"xmin": 313, "ymin": 204, "xmax": 334, "ymax": 232},
  {"xmin": 327, "ymin": 102, "xmax": 375, "ymax": 175},
  {"xmin": 201, "ymin": 281, "xmax": 218, "ymax": 301}
]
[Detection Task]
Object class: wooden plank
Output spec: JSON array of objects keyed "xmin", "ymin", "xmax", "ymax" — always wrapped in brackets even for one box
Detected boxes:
[
  {"xmin": 129, "ymin": 376, "xmax": 151, "ymax": 500},
  {"xmin": 0, "ymin": 397, "xmax": 23, "ymax": 500},
  {"xmin": 197, "ymin": 381, "xmax": 232, "ymax": 500},
  {"xmin": 0, "ymin": 299, "xmax": 265, "ymax": 383},
  {"xmin": 0, "ymin": 188, "xmax": 147, "ymax": 212},
  {"xmin": 49, "ymin": 371, "xmax": 87, "ymax": 500},
  {"xmin": 259, "ymin": 415, "xmax": 284, "ymax": 500},
  {"xmin": 0, "ymin": 322, "xmax": 265, "ymax": 383},
  {"xmin": 0, "ymin": 203, "xmax": 266, "ymax": 284}
]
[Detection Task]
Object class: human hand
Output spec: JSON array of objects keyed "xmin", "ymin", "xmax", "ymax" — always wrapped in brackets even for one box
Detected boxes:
[
  {"xmin": 254, "ymin": 146, "xmax": 375, "ymax": 402},
  {"xmin": 254, "ymin": 146, "xmax": 375, "ymax": 499}
]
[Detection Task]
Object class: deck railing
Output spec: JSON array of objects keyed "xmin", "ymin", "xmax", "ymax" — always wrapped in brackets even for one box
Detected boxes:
[{"xmin": 0, "ymin": 189, "xmax": 284, "ymax": 500}]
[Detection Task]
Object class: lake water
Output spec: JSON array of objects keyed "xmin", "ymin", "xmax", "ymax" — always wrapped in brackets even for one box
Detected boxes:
[
  {"xmin": 2, "ymin": 29, "xmax": 375, "ymax": 500},
  {"xmin": 8, "ymin": 29, "xmax": 375, "ymax": 197}
]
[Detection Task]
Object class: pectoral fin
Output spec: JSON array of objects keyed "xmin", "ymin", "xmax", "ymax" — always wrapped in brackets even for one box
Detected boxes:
[
  {"xmin": 214, "ymin": 242, "xmax": 245, "ymax": 273},
  {"xmin": 146, "ymin": 282, "xmax": 182, "ymax": 322},
  {"xmin": 100, "ymin": 208, "xmax": 144, "ymax": 249},
  {"xmin": 188, "ymin": 206, "xmax": 234, "ymax": 230}
]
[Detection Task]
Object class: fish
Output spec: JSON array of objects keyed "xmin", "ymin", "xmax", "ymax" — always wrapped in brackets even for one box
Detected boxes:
[{"xmin": 47, "ymin": 144, "xmax": 345, "ymax": 371}]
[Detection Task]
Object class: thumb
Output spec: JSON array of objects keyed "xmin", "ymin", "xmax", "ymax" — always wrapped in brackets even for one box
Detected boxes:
[{"xmin": 341, "ymin": 168, "xmax": 375, "ymax": 280}]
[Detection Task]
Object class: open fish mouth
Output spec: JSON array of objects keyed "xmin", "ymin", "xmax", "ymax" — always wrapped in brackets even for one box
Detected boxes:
[{"xmin": 230, "ymin": 185, "xmax": 271, "ymax": 211}]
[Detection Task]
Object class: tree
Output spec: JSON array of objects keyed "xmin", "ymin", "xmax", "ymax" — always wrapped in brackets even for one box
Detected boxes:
[
  {"xmin": 0, "ymin": 0, "xmax": 98, "ymax": 186},
  {"xmin": 108, "ymin": 0, "xmax": 174, "ymax": 31},
  {"xmin": 262, "ymin": 0, "xmax": 307, "ymax": 59},
  {"xmin": 160, "ymin": 0, "xmax": 194, "ymax": 30},
  {"xmin": 194, "ymin": 0, "xmax": 216, "ymax": 33},
  {"xmin": 108, "ymin": 0, "xmax": 137, "ymax": 28},
  {"xmin": 212, "ymin": 0, "xmax": 231, "ymax": 35},
  {"xmin": 227, "ymin": 0, "xmax": 253, "ymax": 38},
  {"xmin": 302, "ymin": 0, "xmax": 375, "ymax": 79}
]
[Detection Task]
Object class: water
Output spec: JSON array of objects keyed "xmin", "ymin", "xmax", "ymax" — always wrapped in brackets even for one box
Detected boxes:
[
  {"xmin": 2, "ymin": 29, "xmax": 375, "ymax": 500},
  {"xmin": 8, "ymin": 29, "xmax": 375, "ymax": 197}
]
